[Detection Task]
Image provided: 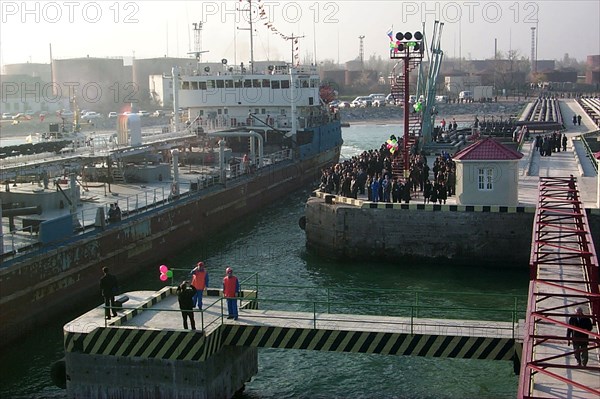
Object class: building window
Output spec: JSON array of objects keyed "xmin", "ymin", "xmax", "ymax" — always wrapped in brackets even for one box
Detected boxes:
[
  {"xmin": 281, "ymin": 80, "xmax": 290, "ymax": 89},
  {"xmin": 478, "ymin": 168, "xmax": 494, "ymax": 190}
]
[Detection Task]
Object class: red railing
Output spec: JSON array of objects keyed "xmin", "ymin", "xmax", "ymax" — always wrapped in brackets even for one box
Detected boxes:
[{"xmin": 518, "ymin": 176, "xmax": 600, "ymax": 398}]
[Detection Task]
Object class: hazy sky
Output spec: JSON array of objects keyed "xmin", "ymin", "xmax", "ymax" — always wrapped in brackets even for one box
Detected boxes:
[{"xmin": 1, "ymin": 0, "xmax": 599, "ymax": 68}]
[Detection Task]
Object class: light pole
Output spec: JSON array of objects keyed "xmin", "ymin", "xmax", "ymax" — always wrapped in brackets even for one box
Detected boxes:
[{"xmin": 390, "ymin": 31, "xmax": 424, "ymax": 173}]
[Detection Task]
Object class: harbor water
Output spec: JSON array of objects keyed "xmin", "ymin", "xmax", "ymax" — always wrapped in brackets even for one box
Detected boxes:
[{"xmin": 0, "ymin": 124, "xmax": 528, "ymax": 399}]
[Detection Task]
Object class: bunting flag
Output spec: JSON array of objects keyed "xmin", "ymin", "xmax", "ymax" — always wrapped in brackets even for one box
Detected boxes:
[
  {"xmin": 387, "ymin": 28, "xmax": 394, "ymax": 41},
  {"xmin": 254, "ymin": 0, "xmax": 302, "ymax": 63}
]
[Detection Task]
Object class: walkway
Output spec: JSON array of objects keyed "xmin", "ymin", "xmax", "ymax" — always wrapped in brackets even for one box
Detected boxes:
[
  {"xmin": 64, "ymin": 286, "xmax": 522, "ymax": 363},
  {"xmin": 518, "ymin": 177, "xmax": 600, "ymax": 398}
]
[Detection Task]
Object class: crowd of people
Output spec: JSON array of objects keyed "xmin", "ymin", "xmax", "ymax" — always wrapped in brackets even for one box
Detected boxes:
[
  {"xmin": 318, "ymin": 137, "xmax": 457, "ymax": 205},
  {"xmin": 535, "ymin": 131, "xmax": 568, "ymax": 156}
]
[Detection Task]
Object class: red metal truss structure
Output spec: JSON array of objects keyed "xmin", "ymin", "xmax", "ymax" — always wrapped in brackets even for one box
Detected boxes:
[{"xmin": 518, "ymin": 177, "xmax": 600, "ymax": 398}]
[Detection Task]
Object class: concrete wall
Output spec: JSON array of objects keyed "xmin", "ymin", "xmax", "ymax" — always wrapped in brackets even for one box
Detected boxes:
[
  {"xmin": 305, "ymin": 197, "xmax": 534, "ymax": 263},
  {"xmin": 66, "ymin": 346, "xmax": 257, "ymax": 399},
  {"xmin": 305, "ymin": 197, "xmax": 600, "ymax": 264},
  {"xmin": 455, "ymin": 160, "xmax": 519, "ymax": 206}
]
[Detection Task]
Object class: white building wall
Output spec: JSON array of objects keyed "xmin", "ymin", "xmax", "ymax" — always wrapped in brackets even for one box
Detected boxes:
[{"xmin": 455, "ymin": 160, "xmax": 520, "ymax": 206}]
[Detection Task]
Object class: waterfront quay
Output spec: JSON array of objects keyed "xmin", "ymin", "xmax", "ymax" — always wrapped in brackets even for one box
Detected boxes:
[{"xmin": 305, "ymin": 99, "xmax": 600, "ymax": 263}]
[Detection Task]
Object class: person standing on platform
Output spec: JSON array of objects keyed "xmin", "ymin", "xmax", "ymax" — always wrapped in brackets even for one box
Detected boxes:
[
  {"xmin": 567, "ymin": 175, "xmax": 576, "ymax": 200},
  {"xmin": 223, "ymin": 267, "xmax": 240, "ymax": 320},
  {"xmin": 566, "ymin": 307, "xmax": 593, "ymax": 366},
  {"xmin": 577, "ymin": 114, "xmax": 581, "ymax": 126},
  {"xmin": 562, "ymin": 134, "xmax": 567, "ymax": 152},
  {"xmin": 100, "ymin": 267, "xmax": 118, "ymax": 319},
  {"xmin": 176, "ymin": 281, "xmax": 197, "ymax": 330},
  {"xmin": 572, "ymin": 115, "xmax": 577, "ymax": 126},
  {"xmin": 189, "ymin": 261, "xmax": 209, "ymax": 309}
]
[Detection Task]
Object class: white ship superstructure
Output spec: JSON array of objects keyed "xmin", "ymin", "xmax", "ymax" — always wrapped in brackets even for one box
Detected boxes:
[{"xmin": 175, "ymin": 63, "xmax": 331, "ymax": 133}]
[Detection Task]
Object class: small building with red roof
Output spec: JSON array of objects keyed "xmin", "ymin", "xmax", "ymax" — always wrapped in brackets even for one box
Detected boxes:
[{"xmin": 453, "ymin": 138, "xmax": 523, "ymax": 206}]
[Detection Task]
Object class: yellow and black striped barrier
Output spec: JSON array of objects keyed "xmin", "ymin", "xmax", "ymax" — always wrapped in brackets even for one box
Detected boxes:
[{"xmin": 220, "ymin": 325, "xmax": 515, "ymax": 361}]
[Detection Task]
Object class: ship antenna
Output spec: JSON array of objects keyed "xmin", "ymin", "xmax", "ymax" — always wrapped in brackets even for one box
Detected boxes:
[
  {"xmin": 237, "ymin": 0, "xmax": 255, "ymax": 73},
  {"xmin": 188, "ymin": 22, "xmax": 209, "ymax": 67},
  {"xmin": 282, "ymin": 33, "xmax": 305, "ymax": 66}
]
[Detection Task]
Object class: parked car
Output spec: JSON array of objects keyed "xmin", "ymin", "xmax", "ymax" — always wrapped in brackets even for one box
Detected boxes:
[
  {"xmin": 12, "ymin": 113, "xmax": 31, "ymax": 120},
  {"xmin": 82, "ymin": 111, "xmax": 101, "ymax": 120},
  {"xmin": 59, "ymin": 110, "xmax": 74, "ymax": 118},
  {"xmin": 351, "ymin": 96, "xmax": 372, "ymax": 108},
  {"xmin": 385, "ymin": 93, "xmax": 402, "ymax": 105},
  {"xmin": 337, "ymin": 101, "xmax": 351, "ymax": 108},
  {"xmin": 2, "ymin": 113, "xmax": 14, "ymax": 120},
  {"xmin": 138, "ymin": 110, "xmax": 150, "ymax": 117},
  {"xmin": 152, "ymin": 110, "xmax": 165, "ymax": 117},
  {"xmin": 435, "ymin": 95, "xmax": 448, "ymax": 103},
  {"xmin": 108, "ymin": 112, "xmax": 118, "ymax": 118},
  {"xmin": 369, "ymin": 94, "xmax": 386, "ymax": 107}
]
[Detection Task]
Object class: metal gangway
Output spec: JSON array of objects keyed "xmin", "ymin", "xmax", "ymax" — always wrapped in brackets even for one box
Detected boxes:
[{"xmin": 518, "ymin": 177, "xmax": 600, "ymax": 398}]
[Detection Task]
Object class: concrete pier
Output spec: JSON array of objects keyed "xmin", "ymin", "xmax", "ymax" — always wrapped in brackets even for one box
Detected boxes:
[{"xmin": 63, "ymin": 287, "xmax": 258, "ymax": 399}]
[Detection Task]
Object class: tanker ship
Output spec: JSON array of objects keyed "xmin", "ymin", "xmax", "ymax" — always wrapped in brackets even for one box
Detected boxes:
[{"xmin": 0, "ymin": 56, "xmax": 342, "ymax": 345}]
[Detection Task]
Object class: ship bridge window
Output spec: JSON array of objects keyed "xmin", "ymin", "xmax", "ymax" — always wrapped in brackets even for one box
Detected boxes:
[
  {"xmin": 199, "ymin": 81, "xmax": 207, "ymax": 90},
  {"xmin": 234, "ymin": 80, "xmax": 242, "ymax": 88},
  {"xmin": 262, "ymin": 79, "xmax": 271, "ymax": 88},
  {"xmin": 281, "ymin": 80, "xmax": 290, "ymax": 89},
  {"xmin": 191, "ymin": 81, "xmax": 198, "ymax": 90},
  {"xmin": 271, "ymin": 80, "xmax": 280, "ymax": 89},
  {"xmin": 309, "ymin": 97, "xmax": 314, "ymax": 105},
  {"xmin": 310, "ymin": 79, "xmax": 319, "ymax": 88},
  {"xmin": 300, "ymin": 80, "xmax": 309, "ymax": 88},
  {"xmin": 244, "ymin": 80, "xmax": 252, "ymax": 88},
  {"xmin": 225, "ymin": 80, "xmax": 234, "ymax": 88},
  {"xmin": 216, "ymin": 80, "xmax": 225, "ymax": 88},
  {"xmin": 217, "ymin": 109, "xmax": 222, "ymax": 115},
  {"xmin": 253, "ymin": 79, "xmax": 261, "ymax": 87},
  {"xmin": 207, "ymin": 80, "xmax": 215, "ymax": 89},
  {"xmin": 261, "ymin": 108, "xmax": 266, "ymax": 114},
  {"xmin": 181, "ymin": 81, "xmax": 190, "ymax": 90}
]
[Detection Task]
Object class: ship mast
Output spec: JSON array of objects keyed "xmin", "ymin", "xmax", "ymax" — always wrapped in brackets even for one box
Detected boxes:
[{"xmin": 237, "ymin": 0, "xmax": 255, "ymax": 73}]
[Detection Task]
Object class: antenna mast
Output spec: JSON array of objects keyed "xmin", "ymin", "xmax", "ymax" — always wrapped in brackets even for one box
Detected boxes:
[
  {"xmin": 282, "ymin": 33, "xmax": 305, "ymax": 65},
  {"xmin": 237, "ymin": 0, "xmax": 255, "ymax": 73},
  {"xmin": 188, "ymin": 22, "xmax": 209, "ymax": 64},
  {"xmin": 530, "ymin": 26, "xmax": 537, "ymax": 75},
  {"xmin": 358, "ymin": 35, "xmax": 365, "ymax": 69}
]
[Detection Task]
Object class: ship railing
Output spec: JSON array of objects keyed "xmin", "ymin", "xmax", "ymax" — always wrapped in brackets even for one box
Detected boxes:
[
  {"xmin": 226, "ymin": 149, "xmax": 293, "ymax": 180},
  {"xmin": 0, "ymin": 177, "xmax": 224, "ymax": 260},
  {"xmin": 1, "ymin": 225, "xmax": 38, "ymax": 258}
]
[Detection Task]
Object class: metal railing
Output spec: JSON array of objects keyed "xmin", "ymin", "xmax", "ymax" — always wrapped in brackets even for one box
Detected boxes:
[
  {"xmin": 104, "ymin": 283, "xmax": 523, "ymax": 339},
  {"xmin": 580, "ymin": 131, "xmax": 599, "ymax": 173},
  {"xmin": 140, "ymin": 271, "xmax": 525, "ymax": 337}
]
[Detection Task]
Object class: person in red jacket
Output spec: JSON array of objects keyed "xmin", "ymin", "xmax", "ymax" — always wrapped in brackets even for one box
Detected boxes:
[
  {"xmin": 222, "ymin": 267, "xmax": 240, "ymax": 320},
  {"xmin": 189, "ymin": 261, "xmax": 209, "ymax": 309}
]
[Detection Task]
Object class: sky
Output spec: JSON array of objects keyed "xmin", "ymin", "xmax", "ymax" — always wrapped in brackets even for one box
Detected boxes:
[{"xmin": 0, "ymin": 0, "xmax": 599, "ymax": 69}]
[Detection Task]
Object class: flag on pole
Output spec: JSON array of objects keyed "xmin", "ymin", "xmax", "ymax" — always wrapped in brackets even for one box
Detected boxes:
[{"xmin": 387, "ymin": 28, "xmax": 393, "ymax": 41}]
